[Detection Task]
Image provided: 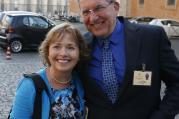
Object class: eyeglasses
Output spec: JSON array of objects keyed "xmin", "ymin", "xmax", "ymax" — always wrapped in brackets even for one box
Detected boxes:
[{"xmin": 81, "ymin": 2, "xmax": 114, "ymax": 17}]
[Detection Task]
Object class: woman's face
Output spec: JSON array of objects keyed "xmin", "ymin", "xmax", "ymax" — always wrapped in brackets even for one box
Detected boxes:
[{"xmin": 48, "ymin": 33, "xmax": 79, "ymax": 73}]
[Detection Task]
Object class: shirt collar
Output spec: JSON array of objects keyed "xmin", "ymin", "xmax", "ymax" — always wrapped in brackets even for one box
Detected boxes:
[{"xmin": 97, "ymin": 19, "xmax": 123, "ymax": 47}]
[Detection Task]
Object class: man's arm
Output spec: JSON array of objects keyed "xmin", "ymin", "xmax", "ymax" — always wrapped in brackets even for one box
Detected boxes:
[{"xmin": 151, "ymin": 27, "xmax": 179, "ymax": 119}]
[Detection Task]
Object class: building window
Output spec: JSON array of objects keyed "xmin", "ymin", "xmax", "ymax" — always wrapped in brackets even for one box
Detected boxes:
[
  {"xmin": 139, "ymin": 0, "xmax": 144, "ymax": 5},
  {"xmin": 167, "ymin": 0, "xmax": 176, "ymax": 5},
  {"xmin": 165, "ymin": 0, "xmax": 176, "ymax": 9}
]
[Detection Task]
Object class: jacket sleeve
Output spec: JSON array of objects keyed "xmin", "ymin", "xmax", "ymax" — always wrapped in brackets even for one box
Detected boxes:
[
  {"xmin": 10, "ymin": 78, "xmax": 36, "ymax": 119},
  {"xmin": 150, "ymin": 27, "xmax": 179, "ymax": 119}
]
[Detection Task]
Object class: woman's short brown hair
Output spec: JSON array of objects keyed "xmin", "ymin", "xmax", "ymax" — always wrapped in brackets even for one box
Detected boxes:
[{"xmin": 39, "ymin": 22, "xmax": 89, "ymax": 69}]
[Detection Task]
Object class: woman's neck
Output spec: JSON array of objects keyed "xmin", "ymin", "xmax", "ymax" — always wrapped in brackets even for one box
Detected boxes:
[{"xmin": 46, "ymin": 67, "xmax": 72, "ymax": 89}]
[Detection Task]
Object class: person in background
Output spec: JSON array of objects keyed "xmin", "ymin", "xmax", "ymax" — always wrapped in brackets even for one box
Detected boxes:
[
  {"xmin": 9, "ymin": 22, "xmax": 89, "ymax": 119},
  {"xmin": 79, "ymin": 0, "xmax": 179, "ymax": 119}
]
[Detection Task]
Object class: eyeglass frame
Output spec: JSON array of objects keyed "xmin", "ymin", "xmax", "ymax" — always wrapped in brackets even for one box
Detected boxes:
[{"xmin": 81, "ymin": 1, "xmax": 114, "ymax": 18}]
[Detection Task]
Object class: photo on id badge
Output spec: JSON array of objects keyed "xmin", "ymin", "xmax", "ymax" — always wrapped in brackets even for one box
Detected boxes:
[{"xmin": 133, "ymin": 70, "xmax": 152, "ymax": 86}]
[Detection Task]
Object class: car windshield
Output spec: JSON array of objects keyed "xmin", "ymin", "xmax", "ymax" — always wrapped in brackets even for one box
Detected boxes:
[
  {"xmin": 43, "ymin": 16, "xmax": 56, "ymax": 26},
  {"xmin": 2, "ymin": 15, "xmax": 13, "ymax": 27},
  {"xmin": 161, "ymin": 20, "xmax": 179, "ymax": 26},
  {"xmin": 170, "ymin": 21, "xmax": 179, "ymax": 26}
]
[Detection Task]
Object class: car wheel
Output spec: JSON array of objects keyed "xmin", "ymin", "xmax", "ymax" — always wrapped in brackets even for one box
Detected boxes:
[{"xmin": 10, "ymin": 40, "xmax": 23, "ymax": 53}]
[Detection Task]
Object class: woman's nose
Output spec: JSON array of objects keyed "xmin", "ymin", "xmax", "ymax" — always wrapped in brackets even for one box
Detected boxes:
[{"xmin": 59, "ymin": 48, "xmax": 68, "ymax": 56}]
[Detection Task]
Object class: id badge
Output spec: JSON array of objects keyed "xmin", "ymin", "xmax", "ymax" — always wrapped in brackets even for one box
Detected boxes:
[{"xmin": 133, "ymin": 71, "xmax": 152, "ymax": 86}]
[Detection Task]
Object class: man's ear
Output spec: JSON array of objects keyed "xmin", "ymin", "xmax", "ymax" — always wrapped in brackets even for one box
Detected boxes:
[{"xmin": 114, "ymin": 2, "xmax": 120, "ymax": 11}]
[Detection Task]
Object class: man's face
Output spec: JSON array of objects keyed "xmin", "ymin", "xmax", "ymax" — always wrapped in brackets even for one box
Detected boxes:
[{"xmin": 80, "ymin": 0, "xmax": 119, "ymax": 38}]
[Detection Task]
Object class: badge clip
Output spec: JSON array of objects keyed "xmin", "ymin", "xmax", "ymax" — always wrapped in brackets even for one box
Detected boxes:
[{"xmin": 142, "ymin": 63, "xmax": 146, "ymax": 72}]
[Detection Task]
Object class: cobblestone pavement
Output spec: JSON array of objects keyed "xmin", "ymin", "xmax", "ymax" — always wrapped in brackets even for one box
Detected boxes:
[{"xmin": 0, "ymin": 49, "xmax": 43, "ymax": 118}]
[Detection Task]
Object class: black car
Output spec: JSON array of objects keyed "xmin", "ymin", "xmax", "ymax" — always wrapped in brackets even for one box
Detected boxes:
[
  {"xmin": 67, "ymin": 16, "xmax": 80, "ymax": 22},
  {"xmin": 0, "ymin": 11, "xmax": 55, "ymax": 53}
]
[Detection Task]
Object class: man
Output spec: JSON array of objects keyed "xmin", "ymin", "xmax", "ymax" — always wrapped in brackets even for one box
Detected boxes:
[{"xmin": 79, "ymin": 0, "xmax": 179, "ymax": 119}]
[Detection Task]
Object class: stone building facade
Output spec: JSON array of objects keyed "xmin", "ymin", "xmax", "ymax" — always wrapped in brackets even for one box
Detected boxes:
[
  {"xmin": 0, "ymin": 0, "xmax": 179, "ymax": 20},
  {"xmin": 0, "ymin": 0, "xmax": 69, "ymax": 17},
  {"xmin": 129, "ymin": 0, "xmax": 179, "ymax": 20}
]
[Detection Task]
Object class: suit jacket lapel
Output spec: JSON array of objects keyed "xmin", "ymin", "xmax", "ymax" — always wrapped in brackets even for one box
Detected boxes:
[{"xmin": 117, "ymin": 18, "xmax": 142, "ymax": 102}]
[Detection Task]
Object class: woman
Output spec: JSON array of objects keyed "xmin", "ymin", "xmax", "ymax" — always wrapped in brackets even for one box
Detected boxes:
[{"xmin": 9, "ymin": 22, "xmax": 89, "ymax": 119}]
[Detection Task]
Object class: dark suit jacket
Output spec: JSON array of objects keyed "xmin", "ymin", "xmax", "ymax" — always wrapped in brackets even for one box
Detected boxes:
[{"xmin": 80, "ymin": 17, "xmax": 179, "ymax": 119}]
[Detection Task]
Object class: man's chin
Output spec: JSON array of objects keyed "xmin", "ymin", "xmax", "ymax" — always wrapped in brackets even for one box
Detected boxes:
[
  {"xmin": 90, "ymin": 30, "xmax": 106, "ymax": 37},
  {"xmin": 94, "ymin": 33, "xmax": 108, "ymax": 38}
]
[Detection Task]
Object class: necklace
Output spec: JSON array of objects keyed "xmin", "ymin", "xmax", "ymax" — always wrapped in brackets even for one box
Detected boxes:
[
  {"xmin": 53, "ymin": 77, "xmax": 71, "ymax": 84},
  {"xmin": 47, "ymin": 68, "xmax": 72, "ymax": 86}
]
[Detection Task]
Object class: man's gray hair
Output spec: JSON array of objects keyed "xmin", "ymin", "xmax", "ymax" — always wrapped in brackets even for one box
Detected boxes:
[
  {"xmin": 78, "ymin": 0, "xmax": 116, "ymax": 4},
  {"xmin": 106, "ymin": 0, "xmax": 116, "ymax": 3}
]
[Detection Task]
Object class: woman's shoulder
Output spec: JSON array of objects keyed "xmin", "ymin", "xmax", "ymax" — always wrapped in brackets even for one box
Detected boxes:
[
  {"xmin": 16, "ymin": 68, "xmax": 47, "ymax": 95},
  {"xmin": 19, "ymin": 68, "xmax": 50, "ymax": 95},
  {"xmin": 16, "ymin": 76, "xmax": 36, "ymax": 95}
]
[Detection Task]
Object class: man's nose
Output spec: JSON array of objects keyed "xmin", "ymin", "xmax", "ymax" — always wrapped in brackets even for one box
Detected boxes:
[{"xmin": 89, "ymin": 11, "xmax": 99, "ymax": 22}]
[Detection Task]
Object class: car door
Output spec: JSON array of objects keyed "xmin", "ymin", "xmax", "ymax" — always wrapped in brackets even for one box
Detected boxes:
[
  {"xmin": 160, "ymin": 20, "xmax": 171, "ymax": 38},
  {"xmin": 169, "ymin": 20, "xmax": 179, "ymax": 37},
  {"xmin": 22, "ymin": 15, "xmax": 51, "ymax": 47}
]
